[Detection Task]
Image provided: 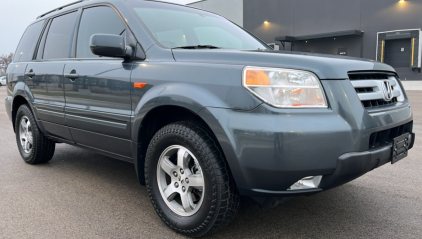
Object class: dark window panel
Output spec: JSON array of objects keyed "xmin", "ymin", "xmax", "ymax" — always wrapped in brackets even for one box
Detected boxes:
[
  {"xmin": 43, "ymin": 12, "xmax": 78, "ymax": 59},
  {"xmin": 76, "ymin": 6, "xmax": 126, "ymax": 58},
  {"xmin": 13, "ymin": 21, "xmax": 45, "ymax": 62}
]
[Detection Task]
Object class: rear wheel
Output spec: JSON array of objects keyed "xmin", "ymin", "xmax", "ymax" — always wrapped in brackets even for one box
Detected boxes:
[
  {"xmin": 15, "ymin": 104, "xmax": 55, "ymax": 164},
  {"xmin": 145, "ymin": 121, "xmax": 239, "ymax": 237}
]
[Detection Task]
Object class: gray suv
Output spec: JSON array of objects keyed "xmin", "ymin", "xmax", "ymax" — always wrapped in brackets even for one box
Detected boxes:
[{"xmin": 5, "ymin": 0, "xmax": 415, "ymax": 237}]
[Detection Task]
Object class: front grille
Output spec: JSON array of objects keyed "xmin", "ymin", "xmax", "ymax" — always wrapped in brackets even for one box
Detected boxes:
[
  {"xmin": 348, "ymin": 72, "xmax": 404, "ymax": 110},
  {"xmin": 349, "ymin": 74, "xmax": 389, "ymax": 80},
  {"xmin": 362, "ymin": 97, "xmax": 398, "ymax": 108},
  {"xmin": 355, "ymin": 87, "xmax": 374, "ymax": 93},
  {"xmin": 369, "ymin": 121, "xmax": 413, "ymax": 149}
]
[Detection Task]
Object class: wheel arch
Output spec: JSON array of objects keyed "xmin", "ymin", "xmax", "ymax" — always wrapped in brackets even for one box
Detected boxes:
[
  {"xmin": 133, "ymin": 104, "xmax": 226, "ymax": 185},
  {"xmin": 10, "ymin": 81, "xmax": 38, "ymax": 132},
  {"xmin": 131, "ymin": 82, "xmax": 244, "ymax": 186},
  {"xmin": 11, "ymin": 95, "xmax": 30, "ymax": 132}
]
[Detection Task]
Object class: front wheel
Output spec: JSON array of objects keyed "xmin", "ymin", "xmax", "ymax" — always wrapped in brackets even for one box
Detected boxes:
[
  {"xmin": 145, "ymin": 122, "xmax": 239, "ymax": 237},
  {"xmin": 15, "ymin": 104, "xmax": 55, "ymax": 164}
]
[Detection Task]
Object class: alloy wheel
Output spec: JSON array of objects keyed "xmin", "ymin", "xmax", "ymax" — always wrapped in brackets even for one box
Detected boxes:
[
  {"xmin": 156, "ymin": 145, "xmax": 205, "ymax": 216},
  {"xmin": 19, "ymin": 116, "xmax": 33, "ymax": 154}
]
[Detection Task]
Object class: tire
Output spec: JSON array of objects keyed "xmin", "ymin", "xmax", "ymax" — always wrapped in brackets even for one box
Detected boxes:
[
  {"xmin": 15, "ymin": 104, "xmax": 55, "ymax": 164},
  {"xmin": 145, "ymin": 121, "xmax": 239, "ymax": 237}
]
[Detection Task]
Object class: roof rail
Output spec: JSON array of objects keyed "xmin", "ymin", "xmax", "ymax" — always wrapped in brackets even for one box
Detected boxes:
[{"xmin": 36, "ymin": 0, "xmax": 86, "ymax": 19}]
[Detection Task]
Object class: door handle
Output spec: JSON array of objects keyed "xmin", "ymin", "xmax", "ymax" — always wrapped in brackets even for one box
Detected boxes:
[
  {"xmin": 25, "ymin": 71, "xmax": 35, "ymax": 77},
  {"xmin": 64, "ymin": 73, "xmax": 79, "ymax": 79},
  {"xmin": 64, "ymin": 70, "xmax": 79, "ymax": 81}
]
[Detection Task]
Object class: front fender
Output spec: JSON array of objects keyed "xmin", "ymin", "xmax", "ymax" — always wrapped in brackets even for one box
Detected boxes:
[{"xmin": 132, "ymin": 83, "xmax": 230, "ymax": 143}]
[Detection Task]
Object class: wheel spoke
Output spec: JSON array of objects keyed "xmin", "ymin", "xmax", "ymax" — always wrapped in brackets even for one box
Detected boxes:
[
  {"xmin": 25, "ymin": 140, "xmax": 31, "ymax": 152},
  {"xmin": 177, "ymin": 148, "xmax": 188, "ymax": 168},
  {"xmin": 160, "ymin": 156, "xmax": 177, "ymax": 176},
  {"xmin": 180, "ymin": 192, "xmax": 194, "ymax": 213},
  {"xmin": 27, "ymin": 126, "xmax": 31, "ymax": 134},
  {"xmin": 21, "ymin": 138, "xmax": 27, "ymax": 151},
  {"xmin": 27, "ymin": 135, "xmax": 33, "ymax": 144},
  {"xmin": 187, "ymin": 174, "xmax": 204, "ymax": 189},
  {"xmin": 20, "ymin": 120, "xmax": 27, "ymax": 131},
  {"xmin": 163, "ymin": 185, "xmax": 178, "ymax": 201}
]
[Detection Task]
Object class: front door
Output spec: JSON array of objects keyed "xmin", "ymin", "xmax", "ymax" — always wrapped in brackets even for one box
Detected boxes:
[{"xmin": 63, "ymin": 6, "xmax": 133, "ymax": 158}]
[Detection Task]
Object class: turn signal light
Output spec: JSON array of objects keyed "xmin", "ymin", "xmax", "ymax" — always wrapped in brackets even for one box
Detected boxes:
[
  {"xmin": 134, "ymin": 82, "xmax": 147, "ymax": 89},
  {"xmin": 245, "ymin": 70, "xmax": 270, "ymax": 86}
]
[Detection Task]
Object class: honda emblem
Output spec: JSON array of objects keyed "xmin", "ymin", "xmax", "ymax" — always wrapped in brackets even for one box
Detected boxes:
[{"xmin": 382, "ymin": 81, "xmax": 394, "ymax": 101}]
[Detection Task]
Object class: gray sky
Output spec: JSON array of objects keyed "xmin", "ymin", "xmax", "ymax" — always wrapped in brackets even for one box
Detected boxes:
[{"xmin": 0, "ymin": 0, "xmax": 199, "ymax": 56}]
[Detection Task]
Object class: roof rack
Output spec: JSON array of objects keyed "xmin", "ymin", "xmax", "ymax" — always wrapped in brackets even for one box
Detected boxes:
[{"xmin": 36, "ymin": 0, "xmax": 86, "ymax": 19}]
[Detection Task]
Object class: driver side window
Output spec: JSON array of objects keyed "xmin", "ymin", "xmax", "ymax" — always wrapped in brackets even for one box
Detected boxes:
[{"xmin": 76, "ymin": 6, "xmax": 126, "ymax": 58}]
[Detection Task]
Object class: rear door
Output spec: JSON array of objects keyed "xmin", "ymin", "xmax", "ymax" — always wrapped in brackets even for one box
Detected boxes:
[
  {"xmin": 25, "ymin": 11, "xmax": 78, "ymax": 142},
  {"xmin": 63, "ymin": 6, "xmax": 133, "ymax": 158}
]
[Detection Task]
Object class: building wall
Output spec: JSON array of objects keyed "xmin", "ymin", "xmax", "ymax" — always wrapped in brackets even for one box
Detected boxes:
[
  {"xmin": 189, "ymin": 0, "xmax": 244, "ymax": 27},
  {"xmin": 293, "ymin": 36, "xmax": 363, "ymax": 58},
  {"xmin": 243, "ymin": 0, "xmax": 422, "ymax": 80}
]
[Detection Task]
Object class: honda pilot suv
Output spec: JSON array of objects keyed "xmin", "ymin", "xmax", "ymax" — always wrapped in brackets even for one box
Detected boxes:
[{"xmin": 5, "ymin": 0, "xmax": 415, "ymax": 237}]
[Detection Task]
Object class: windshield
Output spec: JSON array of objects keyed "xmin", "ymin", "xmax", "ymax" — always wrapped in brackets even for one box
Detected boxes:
[{"xmin": 127, "ymin": 1, "xmax": 269, "ymax": 50}]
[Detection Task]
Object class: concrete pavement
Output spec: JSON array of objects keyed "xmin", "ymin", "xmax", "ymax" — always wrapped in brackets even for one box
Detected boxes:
[
  {"xmin": 0, "ymin": 86, "xmax": 421, "ymax": 238},
  {"xmin": 401, "ymin": 81, "xmax": 422, "ymax": 91}
]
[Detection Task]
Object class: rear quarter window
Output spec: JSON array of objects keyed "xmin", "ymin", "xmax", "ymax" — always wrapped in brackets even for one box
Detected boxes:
[{"xmin": 13, "ymin": 21, "xmax": 44, "ymax": 62}]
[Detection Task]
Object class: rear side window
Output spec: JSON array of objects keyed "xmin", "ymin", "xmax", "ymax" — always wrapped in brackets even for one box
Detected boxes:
[
  {"xmin": 13, "ymin": 21, "xmax": 44, "ymax": 62},
  {"xmin": 76, "ymin": 6, "xmax": 126, "ymax": 58},
  {"xmin": 43, "ymin": 12, "xmax": 77, "ymax": 59}
]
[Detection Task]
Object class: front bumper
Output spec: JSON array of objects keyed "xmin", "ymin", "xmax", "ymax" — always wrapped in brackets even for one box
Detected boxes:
[
  {"xmin": 246, "ymin": 135, "xmax": 415, "ymax": 209},
  {"xmin": 237, "ymin": 133, "xmax": 415, "ymax": 198},
  {"xmin": 199, "ymin": 80, "xmax": 414, "ymax": 202},
  {"xmin": 320, "ymin": 133, "xmax": 415, "ymax": 190}
]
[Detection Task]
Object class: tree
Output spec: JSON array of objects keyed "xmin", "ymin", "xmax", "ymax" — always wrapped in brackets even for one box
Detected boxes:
[{"xmin": 0, "ymin": 53, "xmax": 14, "ymax": 76}]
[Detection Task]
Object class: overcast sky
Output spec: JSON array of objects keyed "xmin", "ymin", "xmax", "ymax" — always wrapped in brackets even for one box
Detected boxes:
[{"xmin": 0, "ymin": 0, "xmax": 199, "ymax": 56}]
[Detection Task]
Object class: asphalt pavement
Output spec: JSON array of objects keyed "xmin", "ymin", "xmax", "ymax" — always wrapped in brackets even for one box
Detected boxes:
[{"xmin": 0, "ymin": 86, "xmax": 421, "ymax": 238}]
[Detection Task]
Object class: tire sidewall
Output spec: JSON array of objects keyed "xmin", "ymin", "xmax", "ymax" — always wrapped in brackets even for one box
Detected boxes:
[{"xmin": 146, "ymin": 128, "xmax": 215, "ymax": 232}]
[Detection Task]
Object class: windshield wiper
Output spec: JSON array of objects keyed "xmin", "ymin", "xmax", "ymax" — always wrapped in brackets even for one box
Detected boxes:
[{"xmin": 172, "ymin": 45, "xmax": 221, "ymax": 49}]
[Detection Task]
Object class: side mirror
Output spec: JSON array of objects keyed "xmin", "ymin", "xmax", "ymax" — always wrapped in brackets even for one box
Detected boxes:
[{"xmin": 90, "ymin": 34, "xmax": 129, "ymax": 58}]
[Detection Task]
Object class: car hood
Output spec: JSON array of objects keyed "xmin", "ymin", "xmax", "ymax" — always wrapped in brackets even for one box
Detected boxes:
[{"xmin": 171, "ymin": 49, "xmax": 395, "ymax": 79}]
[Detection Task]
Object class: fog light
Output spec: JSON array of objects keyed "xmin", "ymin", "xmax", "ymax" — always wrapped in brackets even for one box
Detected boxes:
[{"xmin": 288, "ymin": 176, "xmax": 322, "ymax": 190}]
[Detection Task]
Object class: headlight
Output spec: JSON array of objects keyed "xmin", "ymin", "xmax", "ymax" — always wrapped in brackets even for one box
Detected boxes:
[{"xmin": 242, "ymin": 67, "xmax": 328, "ymax": 108}]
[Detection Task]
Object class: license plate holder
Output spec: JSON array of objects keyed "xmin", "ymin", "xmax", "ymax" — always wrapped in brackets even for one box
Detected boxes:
[{"xmin": 391, "ymin": 133, "xmax": 411, "ymax": 164}]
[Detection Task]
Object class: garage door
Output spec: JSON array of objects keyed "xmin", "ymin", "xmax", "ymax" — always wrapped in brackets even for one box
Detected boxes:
[{"xmin": 384, "ymin": 38, "xmax": 411, "ymax": 68}]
